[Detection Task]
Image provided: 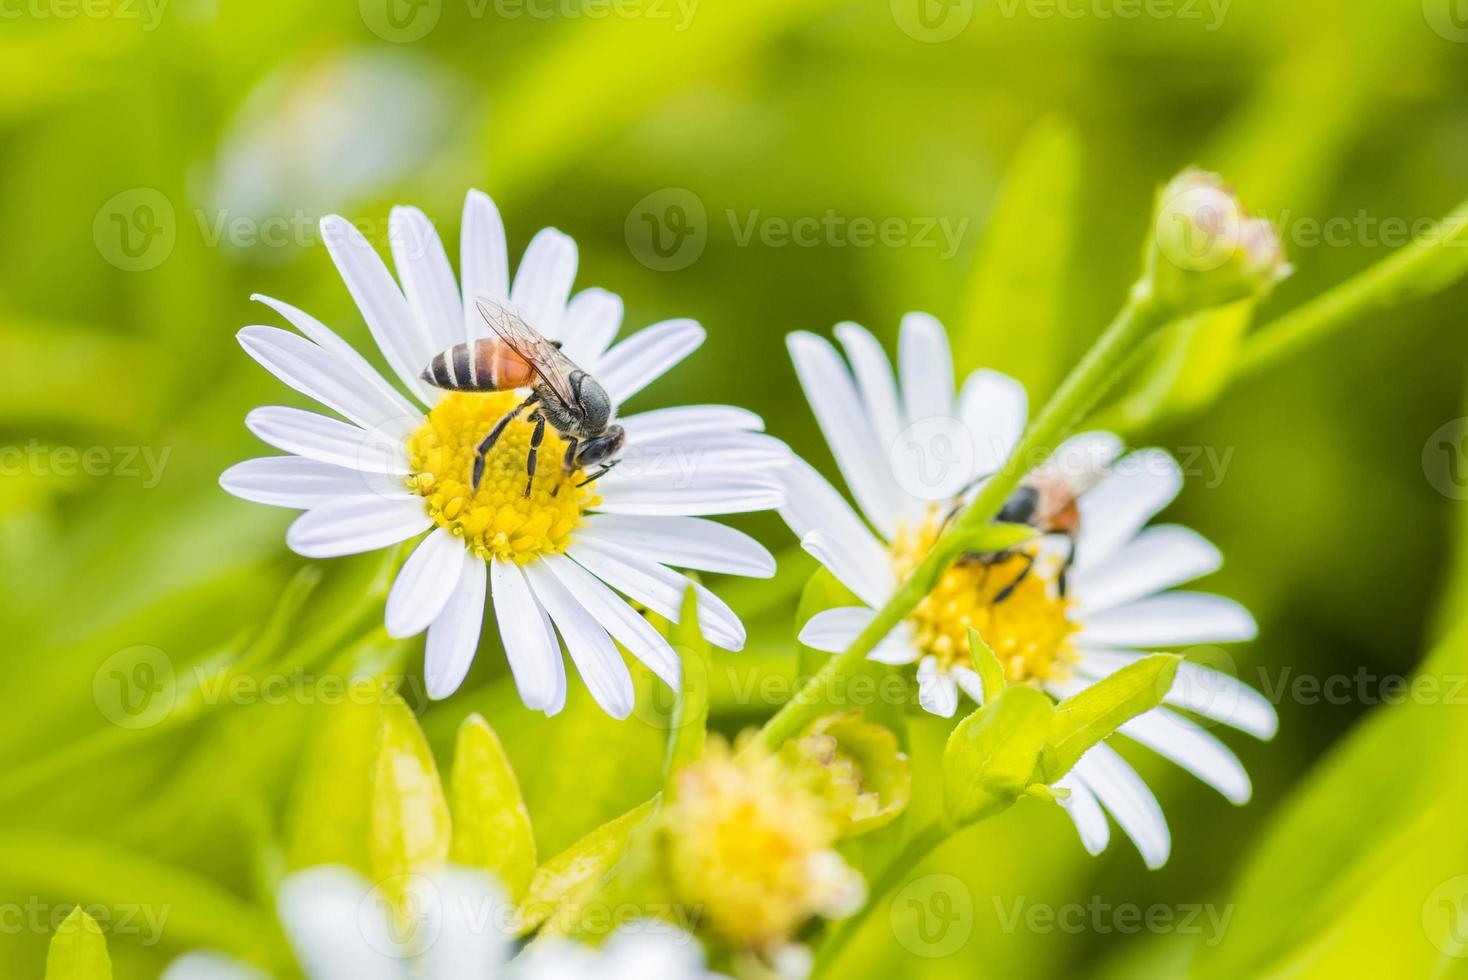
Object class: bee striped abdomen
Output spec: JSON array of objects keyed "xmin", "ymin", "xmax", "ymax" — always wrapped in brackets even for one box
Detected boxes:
[{"xmin": 422, "ymin": 339, "xmax": 535, "ymax": 392}]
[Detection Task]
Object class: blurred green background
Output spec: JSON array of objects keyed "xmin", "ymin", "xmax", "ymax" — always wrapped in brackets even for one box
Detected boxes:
[{"xmin": 4, "ymin": 0, "xmax": 1468, "ymax": 976}]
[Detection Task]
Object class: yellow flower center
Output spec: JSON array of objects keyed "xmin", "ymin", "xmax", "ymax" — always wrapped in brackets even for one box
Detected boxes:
[
  {"xmin": 405, "ymin": 392, "xmax": 596, "ymax": 562},
  {"xmin": 663, "ymin": 738, "xmax": 864, "ymax": 954},
  {"xmin": 891, "ymin": 515, "xmax": 1079, "ymax": 685}
]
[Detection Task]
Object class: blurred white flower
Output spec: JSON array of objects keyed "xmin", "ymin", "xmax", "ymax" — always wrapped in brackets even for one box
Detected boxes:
[{"xmin": 780, "ymin": 313, "xmax": 1278, "ymax": 869}]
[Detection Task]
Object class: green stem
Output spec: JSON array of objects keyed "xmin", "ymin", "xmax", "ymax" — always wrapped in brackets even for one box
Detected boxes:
[
  {"xmin": 758, "ymin": 292, "xmax": 1169, "ymax": 749},
  {"xmin": 1234, "ymin": 195, "xmax": 1468, "ymax": 380},
  {"xmin": 813, "ymin": 822, "xmax": 949, "ymax": 976}
]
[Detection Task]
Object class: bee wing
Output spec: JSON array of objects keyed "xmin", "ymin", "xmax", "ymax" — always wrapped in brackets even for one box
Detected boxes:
[{"xmin": 474, "ymin": 295, "xmax": 579, "ymax": 409}]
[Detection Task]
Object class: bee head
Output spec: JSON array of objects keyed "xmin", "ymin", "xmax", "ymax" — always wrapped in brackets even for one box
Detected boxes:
[{"xmin": 574, "ymin": 373, "xmax": 614, "ymax": 433}]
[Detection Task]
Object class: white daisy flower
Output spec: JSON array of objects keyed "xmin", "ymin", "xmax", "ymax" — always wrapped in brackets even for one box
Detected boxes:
[
  {"xmin": 780, "ymin": 313, "xmax": 1278, "ymax": 869},
  {"xmin": 222, "ymin": 191, "xmax": 787, "ymax": 716},
  {"xmin": 161, "ymin": 865, "xmax": 718, "ymax": 980}
]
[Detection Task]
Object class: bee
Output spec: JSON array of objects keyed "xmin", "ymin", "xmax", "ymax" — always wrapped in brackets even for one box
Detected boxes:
[
  {"xmin": 950, "ymin": 456, "xmax": 1108, "ymax": 603},
  {"xmin": 419, "ymin": 296, "xmax": 625, "ymax": 496}
]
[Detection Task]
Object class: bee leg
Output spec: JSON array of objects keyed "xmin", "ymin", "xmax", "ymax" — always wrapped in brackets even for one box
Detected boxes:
[
  {"xmin": 551, "ymin": 438, "xmax": 578, "ymax": 498},
  {"xmin": 576, "ymin": 458, "xmax": 620, "ymax": 487},
  {"xmin": 1057, "ymin": 535, "xmax": 1077, "ymax": 599},
  {"xmin": 993, "ymin": 552, "xmax": 1036, "ymax": 604},
  {"xmin": 472, "ymin": 393, "xmax": 538, "ymax": 491},
  {"xmin": 523, "ymin": 412, "xmax": 547, "ymax": 497}
]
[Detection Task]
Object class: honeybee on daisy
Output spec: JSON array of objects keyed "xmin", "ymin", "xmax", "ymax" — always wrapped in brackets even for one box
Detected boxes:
[
  {"xmin": 221, "ymin": 191, "xmax": 789, "ymax": 716},
  {"xmin": 779, "ymin": 312, "xmax": 1278, "ymax": 868}
]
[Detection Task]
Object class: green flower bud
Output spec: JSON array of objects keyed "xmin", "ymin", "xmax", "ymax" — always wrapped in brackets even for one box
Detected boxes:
[{"xmin": 1141, "ymin": 168, "xmax": 1292, "ymax": 313}]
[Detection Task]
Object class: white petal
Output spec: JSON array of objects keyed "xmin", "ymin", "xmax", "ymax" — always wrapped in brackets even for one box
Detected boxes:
[
  {"xmin": 246, "ymin": 407, "xmax": 410, "ymax": 476},
  {"xmin": 1071, "ymin": 743, "xmax": 1171, "ymax": 870},
  {"xmin": 916, "ymin": 656, "xmax": 959, "ymax": 717},
  {"xmin": 220, "ymin": 456, "xmax": 400, "ymax": 509},
  {"xmin": 1071, "ymin": 524, "xmax": 1221, "ymax": 613},
  {"xmin": 461, "ymin": 189, "xmax": 510, "ymax": 342},
  {"xmin": 415, "ymin": 867, "xmax": 509, "ymax": 980},
  {"xmin": 578, "ymin": 514, "xmax": 775, "ymax": 577},
  {"xmin": 252, "ymin": 294, "xmax": 420, "ymax": 426},
  {"xmin": 1049, "ymin": 431, "xmax": 1125, "ymax": 482},
  {"xmin": 490, "ymin": 559, "xmax": 564, "ymax": 713},
  {"xmin": 787, "ymin": 331, "xmax": 900, "ymax": 537},
  {"xmin": 801, "ymin": 530, "xmax": 895, "ymax": 609},
  {"xmin": 276, "ymin": 867, "xmax": 400, "ymax": 980},
  {"xmin": 560, "ymin": 287, "xmax": 624, "ymax": 367},
  {"xmin": 524, "ymin": 561, "xmax": 635, "ymax": 719},
  {"xmin": 385, "ymin": 528, "xmax": 465, "ymax": 638},
  {"xmin": 1077, "ymin": 448, "xmax": 1182, "ymax": 567},
  {"xmin": 898, "ymin": 312, "xmax": 954, "ymax": 426},
  {"xmin": 424, "ymin": 553, "xmax": 486, "ymax": 699},
  {"xmin": 321, "ymin": 215, "xmax": 438, "ymax": 403},
  {"xmin": 1079, "ymin": 592, "xmax": 1258, "ymax": 648},
  {"xmin": 621, "ymin": 431, "xmax": 792, "ymax": 474},
  {"xmin": 595, "ymin": 472, "xmax": 784, "ymax": 517},
  {"xmin": 950, "ymin": 665, "xmax": 986, "ymax": 704},
  {"xmin": 958, "ymin": 369, "xmax": 1028, "ymax": 477},
  {"xmin": 542, "ymin": 553, "xmax": 680, "ymax": 689},
  {"xmin": 777, "ymin": 456, "xmax": 891, "ymax": 575},
  {"xmin": 599, "ymin": 319, "xmax": 705, "ymax": 405},
  {"xmin": 1054, "ymin": 772, "xmax": 1110, "ymax": 856},
  {"xmin": 1075, "ymin": 647, "xmax": 1279, "ymax": 740},
  {"xmin": 510, "ymin": 228, "xmax": 578, "ymax": 339},
  {"xmin": 798, "ymin": 607, "xmax": 918, "ymax": 665},
  {"xmin": 567, "ymin": 538, "xmax": 745, "ymax": 649},
  {"xmin": 237, "ymin": 325, "xmax": 417, "ymax": 432},
  {"xmin": 834, "ymin": 321, "xmax": 903, "ymax": 453},
  {"xmin": 390, "ymin": 205, "xmax": 463, "ymax": 354},
  {"xmin": 619, "ymin": 405, "xmax": 763, "ymax": 443},
  {"xmin": 1118, "ymin": 708, "xmax": 1252, "ymax": 804},
  {"xmin": 161, "ymin": 952, "xmax": 271, "ymax": 980},
  {"xmin": 286, "ymin": 496, "xmax": 432, "ymax": 558}
]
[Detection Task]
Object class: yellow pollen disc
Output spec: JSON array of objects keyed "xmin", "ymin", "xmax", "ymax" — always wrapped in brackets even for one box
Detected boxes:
[
  {"xmin": 891, "ymin": 515, "xmax": 1079, "ymax": 685},
  {"xmin": 404, "ymin": 392, "xmax": 597, "ymax": 563}
]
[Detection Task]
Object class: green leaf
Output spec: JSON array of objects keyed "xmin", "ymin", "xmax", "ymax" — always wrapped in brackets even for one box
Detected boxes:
[
  {"xmin": 966, "ymin": 628, "xmax": 1007, "ymax": 704},
  {"xmin": 44, "ymin": 907, "xmax": 111, "ymax": 980},
  {"xmin": 942, "ymin": 685, "xmax": 1054, "ymax": 828},
  {"xmin": 663, "ymin": 588, "xmax": 711, "ymax": 787},
  {"xmin": 449, "ymin": 713, "xmax": 537, "ymax": 901},
  {"xmin": 956, "ymin": 521, "xmax": 1036, "ymax": 558},
  {"xmin": 953, "ymin": 115, "xmax": 1079, "ymax": 400},
  {"xmin": 514, "ymin": 798, "xmax": 658, "ymax": 936},
  {"xmin": 286, "ymin": 698, "xmax": 384, "ymax": 873},
  {"xmin": 370, "ymin": 694, "xmax": 451, "ymax": 888},
  {"xmin": 1039, "ymin": 654, "xmax": 1180, "ymax": 783}
]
